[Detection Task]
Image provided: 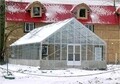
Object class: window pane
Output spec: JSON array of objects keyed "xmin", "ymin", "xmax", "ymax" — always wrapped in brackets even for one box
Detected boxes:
[
  {"xmin": 62, "ymin": 45, "xmax": 67, "ymax": 60},
  {"xmin": 33, "ymin": 7, "xmax": 40, "ymax": 16},
  {"xmin": 25, "ymin": 23, "xmax": 29, "ymax": 31},
  {"xmin": 79, "ymin": 9, "xmax": 86, "ymax": 17},
  {"xmin": 75, "ymin": 54, "xmax": 80, "ymax": 61},
  {"xmin": 55, "ymin": 44, "xmax": 60, "ymax": 60},
  {"xmin": 81, "ymin": 45, "xmax": 86, "ymax": 60},
  {"xmin": 85, "ymin": 25, "xmax": 94, "ymax": 32},
  {"xmin": 55, "ymin": 31, "xmax": 60, "ymax": 43},
  {"xmin": 68, "ymin": 54, "xmax": 73, "ymax": 61},
  {"xmin": 25, "ymin": 23, "xmax": 34, "ymax": 33},
  {"xmin": 75, "ymin": 46, "xmax": 80, "ymax": 61},
  {"xmin": 30, "ymin": 23, "xmax": 34, "ymax": 30},
  {"xmin": 42, "ymin": 45, "xmax": 48, "ymax": 59},
  {"xmin": 48, "ymin": 44, "xmax": 54, "ymax": 60}
]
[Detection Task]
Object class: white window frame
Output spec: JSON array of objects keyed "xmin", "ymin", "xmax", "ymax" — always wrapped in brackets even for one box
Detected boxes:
[{"xmin": 24, "ymin": 23, "xmax": 35, "ymax": 33}]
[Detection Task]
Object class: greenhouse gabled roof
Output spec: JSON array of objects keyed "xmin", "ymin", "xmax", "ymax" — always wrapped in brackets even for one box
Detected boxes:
[
  {"xmin": 10, "ymin": 18, "xmax": 73, "ymax": 46},
  {"xmin": 11, "ymin": 17, "xmax": 106, "ymax": 46}
]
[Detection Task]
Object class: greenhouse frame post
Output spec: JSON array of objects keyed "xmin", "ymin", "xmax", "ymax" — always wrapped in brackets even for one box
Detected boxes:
[{"xmin": 39, "ymin": 42, "xmax": 42, "ymax": 68}]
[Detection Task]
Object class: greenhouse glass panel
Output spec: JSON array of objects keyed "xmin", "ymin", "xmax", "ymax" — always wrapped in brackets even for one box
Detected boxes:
[
  {"xmin": 81, "ymin": 45, "xmax": 87, "ymax": 60},
  {"xmin": 62, "ymin": 44, "xmax": 67, "ymax": 60},
  {"xmin": 55, "ymin": 44, "xmax": 60, "ymax": 60},
  {"xmin": 49, "ymin": 34, "xmax": 54, "ymax": 43},
  {"xmin": 48, "ymin": 44, "xmax": 54, "ymax": 60},
  {"xmin": 87, "ymin": 45, "xmax": 94, "ymax": 60},
  {"xmin": 55, "ymin": 31, "xmax": 60, "ymax": 43},
  {"xmin": 68, "ymin": 28, "xmax": 74, "ymax": 43},
  {"xmin": 62, "ymin": 27, "xmax": 68, "ymax": 43}
]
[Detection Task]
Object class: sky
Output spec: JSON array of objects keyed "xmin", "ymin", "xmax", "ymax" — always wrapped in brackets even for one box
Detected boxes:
[{"xmin": 5, "ymin": 0, "xmax": 120, "ymax": 6}]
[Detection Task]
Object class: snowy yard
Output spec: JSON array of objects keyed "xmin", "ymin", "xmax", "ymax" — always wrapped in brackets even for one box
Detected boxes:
[{"xmin": 0, "ymin": 64, "xmax": 120, "ymax": 84}]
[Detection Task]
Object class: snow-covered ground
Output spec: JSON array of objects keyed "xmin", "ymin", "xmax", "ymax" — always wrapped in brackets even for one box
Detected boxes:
[{"xmin": 0, "ymin": 64, "xmax": 120, "ymax": 84}]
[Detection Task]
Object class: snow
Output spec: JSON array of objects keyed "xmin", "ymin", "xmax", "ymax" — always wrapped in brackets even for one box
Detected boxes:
[
  {"xmin": 0, "ymin": 64, "xmax": 120, "ymax": 84},
  {"xmin": 7, "ymin": 5, "xmax": 25, "ymax": 13},
  {"xmin": 45, "ymin": 4, "xmax": 68, "ymax": 22},
  {"xmin": 5, "ymin": 0, "xmax": 120, "ymax": 6}
]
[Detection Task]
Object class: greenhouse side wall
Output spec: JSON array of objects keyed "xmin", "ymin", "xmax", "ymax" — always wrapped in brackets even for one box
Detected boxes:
[
  {"xmin": 9, "ymin": 43, "xmax": 41, "ymax": 66},
  {"xmin": 9, "ymin": 59, "xmax": 40, "ymax": 66}
]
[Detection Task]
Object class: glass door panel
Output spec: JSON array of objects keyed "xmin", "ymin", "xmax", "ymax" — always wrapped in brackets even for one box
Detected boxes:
[
  {"xmin": 67, "ymin": 45, "xmax": 81, "ymax": 66},
  {"xmin": 67, "ymin": 45, "xmax": 74, "ymax": 65}
]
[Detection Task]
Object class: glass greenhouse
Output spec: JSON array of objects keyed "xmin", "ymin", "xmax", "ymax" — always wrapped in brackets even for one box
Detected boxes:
[{"xmin": 10, "ymin": 18, "xmax": 107, "ymax": 69}]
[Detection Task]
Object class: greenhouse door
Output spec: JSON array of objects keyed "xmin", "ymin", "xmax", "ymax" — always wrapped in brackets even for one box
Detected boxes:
[{"xmin": 67, "ymin": 45, "xmax": 81, "ymax": 66}]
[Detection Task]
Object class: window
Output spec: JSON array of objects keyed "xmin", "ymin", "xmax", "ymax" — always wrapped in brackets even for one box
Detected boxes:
[
  {"xmin": 42, "ymin": 45, "xmax": 48, "ymax": 59},
  {"xmin": 80, "ymin": 9, "xmax": 86, "ymax": 17},
  {"xmin": 25, "ymin": 1, "xmax": 46, "ymax": 18},
  {"xmin": 42, "ymin": 45, "xmax": 48, "ymax": 56},
  {"xmin": 32, "ymin": 7, "xmax": 41, "ymax": 17},
  {"xmin": 24, "ymin": 23, "xmax": 35, "ymax": 33},
  {"xmin": 85, "ymin": 25, "xmax": 94, "ymax": 32},
  {"xmin": 95, "ymin": 46, "xmax": 103, "ymax": 61},
  {"xmin": 78, "ymin": 8, "xmax": 87, "ymax": 19}
]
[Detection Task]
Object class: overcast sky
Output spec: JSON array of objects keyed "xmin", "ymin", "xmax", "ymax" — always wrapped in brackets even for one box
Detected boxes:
[{"xmin": 5, "ymin": 0, "xmax": 120, "ymax": 6}]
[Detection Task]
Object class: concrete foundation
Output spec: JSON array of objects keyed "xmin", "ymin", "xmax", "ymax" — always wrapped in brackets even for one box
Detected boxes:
[{"xmin": 9, "ymin": 58, "xmax": 107, "ymax": 70}]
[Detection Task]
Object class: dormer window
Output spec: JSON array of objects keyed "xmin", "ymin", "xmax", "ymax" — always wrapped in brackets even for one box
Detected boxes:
[
  {"xmin": 25, "ymin": 1, "xmax": 46, "ymax": 18},
  {"xmin": 32, "ymin": 7, "xmax": 41, "ymax": 17},
  {"xmin": 79, "ymin": 8, "xmax": 87, "ymax": 18},
  {"xmin": 71, "ymin": 3, "xmax": 91, "ymax": 19}
]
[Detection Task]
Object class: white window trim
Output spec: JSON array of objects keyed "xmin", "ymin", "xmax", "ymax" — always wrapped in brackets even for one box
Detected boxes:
[{"xmin": 24, "ymin": 23, "xmax": 35, "ymax": 33}]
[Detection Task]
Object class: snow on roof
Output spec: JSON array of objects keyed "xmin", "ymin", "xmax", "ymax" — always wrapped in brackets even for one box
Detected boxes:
[
  {"xmin": 6, "ymin": 1, "xmax": 119, "ymax": 24},
  {"xmin": 6, "ymin": 0, "xmax": 120, "ymax": 6},
  {"xmin": 7, "ymin": 5, "xmax": 25, "ymax": 13},
  {"xmin": 10, "ymin": 18, "xmax": 73, "ymax": 46},
  {"xmin": 11, "ymin": 17, "xmax": 106, "ymax": 46}
]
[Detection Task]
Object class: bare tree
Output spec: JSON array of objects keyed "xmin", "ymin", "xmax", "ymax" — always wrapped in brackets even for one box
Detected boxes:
[
  {"xmin": 0, "ymin": 0, "xmax": 5, "ymax": 64},
  {"xmin": 0, "ymin": 24, "xmax": 22, "ymax": 64}
]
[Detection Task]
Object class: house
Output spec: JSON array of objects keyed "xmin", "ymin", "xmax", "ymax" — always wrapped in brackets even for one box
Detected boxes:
[
  {"xmin": 5, "ymin": 1, "xmax": 120, "ymax": 64},
  {"xmin": 10, "ymin": 18, "xmax": 107, "ymax": 69}
]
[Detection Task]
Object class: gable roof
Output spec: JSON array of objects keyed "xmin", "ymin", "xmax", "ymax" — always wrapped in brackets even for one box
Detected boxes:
[
  {"xmin": 11, "ymin": 18, "xmax": 106, "ymax": 46},
  {"xmin": 6, "ymin": 1, "xmax": 119, "ymax": 24},
  {"xmin": 10, "ymin": 18, "xmax": 72, "ymax": 46}
]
